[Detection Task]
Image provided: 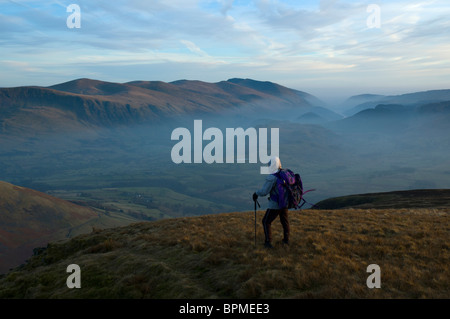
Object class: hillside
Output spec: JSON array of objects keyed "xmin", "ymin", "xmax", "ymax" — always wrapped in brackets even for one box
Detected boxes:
[
  {"xmin": 0, "ymin": 78, "xmax": 322, "ymax": 137},
  {"xmin": 0, "ymin": 181, "xmax": 140, "ymax": 274},
  {"xmin": 0, "ymin": 208, "xmax": 448, "ymax": 299},
  {"xmin": 327, "ymin": 100, "xmax": 450, "ymax": 142},
  {"xmin": 315, "ymin": 189, "xmax": 450, "ymax": 209}
]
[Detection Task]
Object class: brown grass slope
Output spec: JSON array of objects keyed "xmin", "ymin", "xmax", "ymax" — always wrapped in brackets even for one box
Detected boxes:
[{"xmin": 0, "ymin": 208, "xmax": 448, "ymax": 298}]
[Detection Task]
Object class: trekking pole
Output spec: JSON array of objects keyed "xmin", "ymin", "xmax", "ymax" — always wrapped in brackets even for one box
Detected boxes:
[{"xmin": 254, "ymin": 199, "xmax": 260, "ymax": 246}]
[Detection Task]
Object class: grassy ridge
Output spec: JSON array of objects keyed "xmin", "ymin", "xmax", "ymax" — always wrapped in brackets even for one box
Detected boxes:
[
  {"xmin": 0, "ymin": 208, "xmax": 448, "ymax": 298},
  {"xmin": 315, "ymin": 189, "xmax": 450, "ymax": 209}
]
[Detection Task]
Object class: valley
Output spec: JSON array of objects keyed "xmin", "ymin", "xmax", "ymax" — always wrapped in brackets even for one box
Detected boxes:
[{"xmin": 1, "ymin": 78, "xmax": 450, "ymax": 275}]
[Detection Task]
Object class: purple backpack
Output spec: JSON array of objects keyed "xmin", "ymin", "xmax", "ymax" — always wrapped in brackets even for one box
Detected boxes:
[{"xmin": 270, "ymin": 169, "xmax": 308, "ymax": 209}]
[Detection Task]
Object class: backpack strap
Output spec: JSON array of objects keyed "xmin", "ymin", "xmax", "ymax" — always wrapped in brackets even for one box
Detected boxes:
[
  {"xmin": 302, "ymin": 189, "xmax": 316, "ymax": 195},
  {"xmin": 301, "ymin": 197, "xmax": 319, "ymax": 209}
]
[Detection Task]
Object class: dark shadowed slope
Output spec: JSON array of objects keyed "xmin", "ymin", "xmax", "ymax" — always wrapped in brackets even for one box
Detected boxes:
[{"xmin": 315, "ymin": 189, "xmax": 450, "ymax": 209}]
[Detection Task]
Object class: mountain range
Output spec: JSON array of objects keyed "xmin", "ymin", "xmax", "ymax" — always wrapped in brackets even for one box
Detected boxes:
[
  {"xmin": 3, "ymin": 78, "xmax": 450, "ymax": 138},
  {"xmin": 342, "ymin": 89, "xmax": 450, "ymax": 116},
  {"xmin": 328, "ymin": 101, "xmax": 450, "ymax": 145},
  {"xmin": 0, "ymin": 78, "xmax": 329, "ymax": 137}
]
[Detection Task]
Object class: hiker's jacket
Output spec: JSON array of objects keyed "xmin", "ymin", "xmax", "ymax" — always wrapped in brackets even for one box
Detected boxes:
[{"xmin": 256, "ymin": 171, "xmax": 280, "ymax": 209}]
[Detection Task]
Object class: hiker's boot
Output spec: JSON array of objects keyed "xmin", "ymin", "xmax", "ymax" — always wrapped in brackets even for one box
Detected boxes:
[
  {"xmin": 264, "ymin": 242, "xmax": 274, "ymax": 249},
  {"xmin": 281, "ymin": 239, "xmax": 289, "ymax": 245}
]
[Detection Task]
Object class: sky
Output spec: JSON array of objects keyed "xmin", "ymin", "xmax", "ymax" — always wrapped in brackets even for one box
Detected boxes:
[{"xmin": 1, "ymin": 0, "xmax": 449, "ymax": 104}]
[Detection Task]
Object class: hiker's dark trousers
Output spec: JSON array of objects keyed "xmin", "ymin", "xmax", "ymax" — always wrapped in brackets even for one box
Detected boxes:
[{"xmin": 262, "ymin": 208, "xmax": 289, "ymax": 243}]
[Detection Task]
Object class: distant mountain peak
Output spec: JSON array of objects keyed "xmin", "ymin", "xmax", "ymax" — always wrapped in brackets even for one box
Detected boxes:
[{"xmin": 48, "ymin": 78, "xmax": 129, "ymax": 96}]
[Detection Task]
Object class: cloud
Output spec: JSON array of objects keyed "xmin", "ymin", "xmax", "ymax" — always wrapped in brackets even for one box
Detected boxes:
[
  {"xmin": 0, "ymin": 0, "xmax": 449, "ymax": 97},
  {"xmin": 219, "ymin": 0, "xmax": 234, "ymax": 15},
  {"xmin": 180, "ymin": 40, "xmax": 210, "ymax": 57},
  {"xmin": 1, "ymin": 60, "xmax": 42, "ymax": 72}
]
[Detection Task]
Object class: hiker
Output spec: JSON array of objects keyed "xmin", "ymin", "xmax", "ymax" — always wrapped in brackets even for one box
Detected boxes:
[{"xmin": 253, "ymin": 156, "xmax": 289, "ymax": 249}]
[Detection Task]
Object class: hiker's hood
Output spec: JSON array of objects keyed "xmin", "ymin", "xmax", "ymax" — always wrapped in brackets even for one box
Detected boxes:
[{"xmin": 268, "ymin": 156, "xmax": 282, "ymax": 174}]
